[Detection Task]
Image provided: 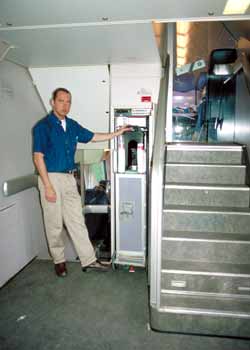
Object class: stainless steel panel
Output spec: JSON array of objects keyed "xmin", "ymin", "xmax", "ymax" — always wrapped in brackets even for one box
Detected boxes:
[
  {"xmin": 115, "ymin": 174, "xmax": 146, "ymax": 265},
  {"xmin": 150, "ymin": 305, "xmax": 250, "ymax": 338}
]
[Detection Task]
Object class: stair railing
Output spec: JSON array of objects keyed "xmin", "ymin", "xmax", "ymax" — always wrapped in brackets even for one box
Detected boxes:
[{"xmin": 149, "ymin": 57, "xmax": 169, "ymax": 308}]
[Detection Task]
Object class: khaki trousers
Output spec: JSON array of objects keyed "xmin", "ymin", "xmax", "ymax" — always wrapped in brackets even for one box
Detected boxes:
[{"xmin": 38, "ymin": 173, "xmax": 96, "ymax": 267}]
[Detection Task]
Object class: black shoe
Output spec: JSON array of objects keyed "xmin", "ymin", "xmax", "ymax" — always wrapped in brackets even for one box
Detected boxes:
[
  {"xmin": 82, "ymin": 260, "xmax": 110, "ymax": 272},
  {"xmin": 55, "ymin": 262, "xmax": 67, "ymax": 277}
]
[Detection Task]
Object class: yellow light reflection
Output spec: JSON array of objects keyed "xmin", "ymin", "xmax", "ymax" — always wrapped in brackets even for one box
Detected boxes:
[
  {"xmin": 176, "ymin": 22, "xmax": 190, "ymax": 35},
  {"xmin": 177, "ymin": 46, "xmax": 187, "ymax": 58},
  {"xmin": 177, "ymin": 57, "xmax": 186, "ymax": 66},
  {"xmin": 176, "ymin": 22, "xmax": 190, "ymax": 67},
  {"xmin": 177, "ymin": 34, "xmax": 189, "ymax": 47}
]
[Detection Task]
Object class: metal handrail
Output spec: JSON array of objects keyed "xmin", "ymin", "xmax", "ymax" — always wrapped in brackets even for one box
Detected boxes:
[
  {"xmin": 2, "ymin": 174, "xmax": 38, "ymax": 197},
  {"xmin": 149, "ymin": 57, "xmax": 169, "ymax": 307}
]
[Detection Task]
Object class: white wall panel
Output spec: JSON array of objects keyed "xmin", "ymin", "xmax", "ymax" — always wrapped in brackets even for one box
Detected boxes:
[
  {"xmin": 30, "ymin": 66, "xmax": 109, "ymax": 149},
  {"xmin": 0, "ymin": 189, "xmax": 43, "ymax": 287},
  {"xmin": 111, "ymin": 63, "xmax": 161, "ymax": 106},
  {"xmin": 0, "ymin": 61, "xmax": 45, "ymax": 285},
  {"xmin": 0, "ymin": 203, "xmax": 22, "ymax": 286}
]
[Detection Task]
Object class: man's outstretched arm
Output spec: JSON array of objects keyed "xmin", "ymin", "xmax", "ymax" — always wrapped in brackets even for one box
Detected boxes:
[{"xmin": 91, "ymin": 125, "xmax": 132, "ymax": 142}]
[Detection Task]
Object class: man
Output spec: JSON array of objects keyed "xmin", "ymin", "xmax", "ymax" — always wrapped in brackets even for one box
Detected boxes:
[{"xmin": 33, "ymin": 87, "xmax": 130, "ymax": 277}]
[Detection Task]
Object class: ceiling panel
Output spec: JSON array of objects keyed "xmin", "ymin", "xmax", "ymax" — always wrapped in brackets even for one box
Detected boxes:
[
  {"xmin": 1, "ymin": 1, "xmax": 250, "ymax": 68},
  {"xmin": 0, "ymin": 0, "xmax": 235, "ymax": 27},
  {"xmin": 0, "ymin": 23, "xmax": 160, "ymax": 67}
]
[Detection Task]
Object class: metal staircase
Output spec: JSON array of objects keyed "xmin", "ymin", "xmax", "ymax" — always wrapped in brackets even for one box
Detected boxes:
[{"xmin": 150, "ymin": 143, "xmax": 250, "ymax": 337}]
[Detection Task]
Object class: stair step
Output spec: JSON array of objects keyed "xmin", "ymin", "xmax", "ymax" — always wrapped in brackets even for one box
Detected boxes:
[
  {"xmin": 161, "ymin": 277, "xmax": 250, "ymax": 299},
  {"xmin": 162, "ymin": 238, "xmax": 250, "ymax": 265},
  {"xmin": 163, "ymin": 206, "xmax": 250, "ymax": 234},
  {"xmin": 161, "ymin": 260, "xmax": 250, "ymax": 276},
  {"xmin": 165, "ymin": 163, "xmax": 246, "ymax": 185},
  {"xmin": 166, "ymin": 144, "xmax": 243, "ymax": 164},
  {"xmin": 153, "ymin": 143, "xmax": 250, "ymax": 337},
  {"xmin": 163, "ymin": 230, "xmax": 250, "ymax": 242},
  {"xmin": 161, "ymin": 260, "xmax": 250, "ymax": 297},
  {"xmin": 150, "ymin": 305, "xmax": 250, "ymax": 337},
  {"xmin": 160, "ymin": 294, "xmax": 250, "ymax": 315},
  {"xmin": 164, "ymin": 184, "xmax": 249, "ymax": 208}
]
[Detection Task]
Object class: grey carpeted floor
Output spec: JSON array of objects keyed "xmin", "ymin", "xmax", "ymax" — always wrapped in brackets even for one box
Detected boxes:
[{"xmin": 0, "ymin": 260, "xmax": 250, "ymax": 350}]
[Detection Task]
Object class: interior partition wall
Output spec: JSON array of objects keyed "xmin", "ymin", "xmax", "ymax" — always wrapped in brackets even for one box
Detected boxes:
[{"xmin": 0, "ymin": 60, "xmax": 45, "ymax": 286}]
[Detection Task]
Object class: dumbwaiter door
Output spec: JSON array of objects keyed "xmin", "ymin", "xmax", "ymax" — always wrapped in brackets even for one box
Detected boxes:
[{"xmin": 115, "ymin": 174, "xmax": 146, "ymax": 266}]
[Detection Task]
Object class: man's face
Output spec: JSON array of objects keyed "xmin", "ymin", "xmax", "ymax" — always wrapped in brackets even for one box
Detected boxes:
[{"xmin": 52, "ymin": 91, "xmax": 71, "ymax": 119}]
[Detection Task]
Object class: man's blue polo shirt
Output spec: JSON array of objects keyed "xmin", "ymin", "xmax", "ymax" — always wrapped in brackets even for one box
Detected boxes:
[{"xmin": 33, "ymin": 112, "xmax": 94, "ymax": 172}]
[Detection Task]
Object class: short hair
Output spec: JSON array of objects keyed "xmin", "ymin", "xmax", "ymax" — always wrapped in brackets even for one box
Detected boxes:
[{"xmin": 52, "ymin": 87, "xmax": 71, "ymax": 100}]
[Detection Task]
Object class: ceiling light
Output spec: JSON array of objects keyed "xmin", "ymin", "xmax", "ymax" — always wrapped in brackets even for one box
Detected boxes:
[{"xmin": 223, "ymin": 0, "xmax": 250, "ymax": 14}]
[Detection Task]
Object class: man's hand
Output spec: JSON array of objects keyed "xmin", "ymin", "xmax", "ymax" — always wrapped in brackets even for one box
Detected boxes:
[
  {"xmin": 45, "ymin": 185, "xmax": 57, "ymax": 202},
  {"xmin": 115, "ymin": 125, "xmax": 133, "ymax": 136},
  {"xmin": 33, "ymin": 152, "xmax": 56, "ymax": 202}
]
